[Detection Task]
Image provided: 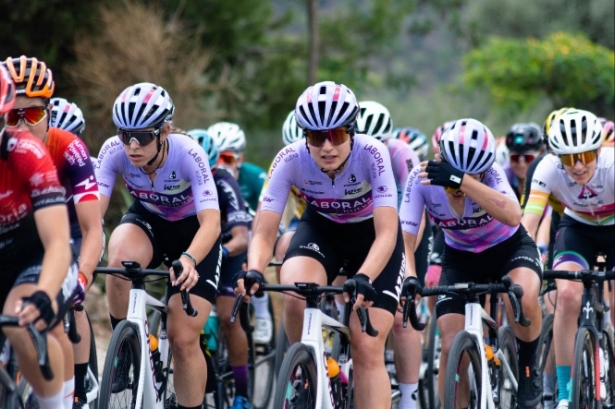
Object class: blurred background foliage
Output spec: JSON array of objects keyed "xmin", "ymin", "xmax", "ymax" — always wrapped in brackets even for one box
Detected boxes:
[{"xmin": 1, "ymin": 0, "xmax": 613, "ymax": 227}]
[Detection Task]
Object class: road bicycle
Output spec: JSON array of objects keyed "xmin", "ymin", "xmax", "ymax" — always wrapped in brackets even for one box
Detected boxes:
[
  {"xmin": 96, "ymin": 260, "xmax": 197, "ymax": 409},
  {"xmin": 403, "ymin": 275, "xmax": 529, "ymax": 409},
  {"xmin": 543, "ymin": 262, "xmax": 615, "ymax": 409},
  {"xmin": 232, "ymin": 278, "xmax": 379, "ymax": 409}
]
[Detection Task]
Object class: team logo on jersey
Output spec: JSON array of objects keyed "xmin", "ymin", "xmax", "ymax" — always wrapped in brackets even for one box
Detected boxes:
[
  {"xmin": 203, "ymin": 190, "xmax": 214, "ymax": 197},
  {"xmin": 578, "ymin": 186, "xmax": 597, "ymax": 200},
  {"xmin": 377, "ymin": 185, "xmax": 387, "ymax": 193},
  {"xmin": 169, "ymin": 171, "xmax": 176, "ymax": 179},
  {"xmin": 349, "ymin": 174, "xmax": 356, "ymax": 183}
]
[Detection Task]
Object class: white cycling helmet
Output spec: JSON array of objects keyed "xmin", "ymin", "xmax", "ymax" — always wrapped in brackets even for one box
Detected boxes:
[
  {"xmin": 548, "ymin": 109, "xmax": 603, "ymax": 154},
  {"xmin": 112, "ymin": 82, "xmax": 174, "ymax": 130},
  {"xmin": 494, "ymin": 138, "xmax": 510, "ymax": 166},
  {"xmin": 282, "ymin": 111, "xmax": 303, "ymax": 146},
  {"xmin": 207, "ymin": 121, "xmax": 246, "ymax": 152},
  {"xmin": 439, "ymin": 118, "xmax": 496, "ymax": 174},
  {"xmin": 50, "ymin": 97, "xmax": 86, "ymax": 136},
  {"xmin": 294, "ymin": 81, "xmax": 360, "ymax": 131},
  {"xmin": 356, "ymin": 100, "xmax": 393, "ymax": 141}
]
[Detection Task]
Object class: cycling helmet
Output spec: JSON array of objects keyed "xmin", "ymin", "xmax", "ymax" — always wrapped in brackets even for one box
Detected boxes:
[
  {"xmin": 207, "ymin": 122, "xmax": 246, "ymax": 152},
  {"xmin": 356, "ymin": 101, "xmax": 393, "ymax": 141},
  {"xmin": 295, "ymin": 81, "xmax": 360, "ymax": 131},
  {"xmin": 439, "ymin": 118, "xmax": 496, "ymax": 174},
  {"xmin": 282, "ymin": 111, "xmax": 303, "ymax": 146},
  {"xmin": 188, "ymin": 128, "xmax": 219, "ymax": 168},
  {"xmin": 505, "ymin": 123, "xmax": 543, "ymax": 153},
  {"xmin": 543, "ymin": 107, "xmax": 570, "ymax": 142},
  {"xmin": 50, "ymin": 98, "xmax": 86, "ymax": 136},
  {"xmin": 2, "ymin": 56, "xmax": 55, "ymax": 99},
  {"xmin": 431, "ymin": 120, "xmax": 455, "ymax": 149},
  {"xmin": 548, "ymin": 109, "xmax": 602, "ymax": 154},
  {"xmin": 395, "ymin": 127, "xmax": 429, "ymax": 160},
  {"xmin": 494, "ymin": 137, "xmax": 510, "ymax": 166},
  {"xmin": 0, "ymin": 65, "xmax": 16, "ymax": 115},
  {"xmin": 112, "ymin": 82, "xmax": 174, "ymax": 130},
  {"xmin": 599, "ymin": 117, "xmax": 614, "ymax": 146}
]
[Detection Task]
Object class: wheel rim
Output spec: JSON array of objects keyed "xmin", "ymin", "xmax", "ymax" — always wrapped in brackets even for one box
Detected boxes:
[{"xmin": 280, "ymin": 361, "xmax": 316, "ymax": 408}]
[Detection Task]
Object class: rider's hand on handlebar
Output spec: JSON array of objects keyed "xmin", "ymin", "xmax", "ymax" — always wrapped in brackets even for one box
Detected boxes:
[
  {"xmin": 400, "ymin": 276, "xmax": 422, "ymax": 308},
  {"xmin": 16, "ymin": 290, "xmax": 56, "ymax": 330},
  {"xmin": 234, "ymin": 270, "xmax": 264, "ymax": 302},
  {"xmin": 344, "ymin": 273, "xmax": 376, "ymax": 310},
  {"xmin": 171, "ymin": 257, "xmax": 199, "ymax": 292}
]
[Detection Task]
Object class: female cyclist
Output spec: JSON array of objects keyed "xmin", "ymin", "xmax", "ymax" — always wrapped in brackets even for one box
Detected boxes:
[
  {"xmin": 96, "ymin": 83, "xmax": 221, "ymax": 409},
  {"xmin": 236, "ymin": 81, "xmax": 405, "ymax": 409},
  {"xmin": 400, "ymin": 118, "xmax": 544, "ymax": 409},
  {"xmin": 521, "ymin": 109, "xmax": 614, "ymax": 409}
]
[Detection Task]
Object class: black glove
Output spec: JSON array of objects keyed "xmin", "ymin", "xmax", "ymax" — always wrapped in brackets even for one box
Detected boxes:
[
  {"xmin": 22, "ymin": 290, "xmax": 55, "ymax": 326},
  {"xmin": 234, "ymin": 269, "xmax": 264, "ymax": 295},
  {"xmin": 425, "ymin": 160, "xmax": 465, "ymax": 189},
  {"xmin": 402, "ymin": 276, "xmax": 422, "ymax": 301},
  {"xmin": 347, "ymin": 273, "xmax": 377, "ymax": 303}
]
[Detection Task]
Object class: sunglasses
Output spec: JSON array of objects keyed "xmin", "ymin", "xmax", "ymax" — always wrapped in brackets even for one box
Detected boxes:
[
  {"xmin": 510, "ymin": 153, "xmax": 536, "ymax": 164},
  {"xmin": 559, "ymin": 150, "xmax": 598, "ymax": 167},
  {"xmin": 305, "ymin": 127, "xmax": 350, "ymax": 148},
  {"xmin": 5, "ymin": 106, "xmax": 48, "ymax": 127},
  {"xmin": 118, "ymin": 128, "xmax": 161, "ymax": 146},
  {"xmin": 219, "ymin": 151, "xmax": 241, "ymax": 165}
]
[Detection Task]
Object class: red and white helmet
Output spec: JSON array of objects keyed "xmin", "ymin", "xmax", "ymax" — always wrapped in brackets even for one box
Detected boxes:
[
  {"xmin": 439, "ymin": 119, "xmax": 496, "ymax": 174},
  {"xmin": 548, "ymin": 109, "xmax": 602, "ymax": 154},
  {"xmin": 50, "ymin": 98, "xmax": 86, "ymax": 136},
  {"xmin": 432, "ymin": 120, "xmax": 455, "ymax": 150},
  {"xmin": 0, "ymin": 64, "xmax": 16, "ymax": 115},
  {"xmin": 295, "ymin": 81, "xmax": 360, "ymax": 131},
  {"xmin": 599, "ymin": 117, "xmax": 614, "ymax": 146}
]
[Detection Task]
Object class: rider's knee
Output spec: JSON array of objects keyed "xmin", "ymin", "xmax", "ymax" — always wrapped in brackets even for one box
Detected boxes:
[{"xmin": 556, "ymin": 283, "xmax": 582, "ymax": 313}]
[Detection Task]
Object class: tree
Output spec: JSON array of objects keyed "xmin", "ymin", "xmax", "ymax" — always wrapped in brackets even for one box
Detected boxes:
[{"xmin": 462, "ymin": 32, "xmax": 615, "ymax": 118}]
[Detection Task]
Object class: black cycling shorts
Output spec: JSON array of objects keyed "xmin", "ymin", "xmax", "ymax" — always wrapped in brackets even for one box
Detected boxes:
[
  {"xmin": 552, "ymin": 214, "xmax": 615, "ymax": 271},
  {"xmin": 436, "ymin": 224, "xmax": 542, "ymax": 318},
  {"xmin": 119, "ymin": 200, "xmax": 221, "ymax": 304},
  {"xmin": 218, "ymin": 250, "xmax": 247, "ymax": 297},
  {"xmin": 284, "ymin": 207, "xmax": 405, "ymax": 316}
]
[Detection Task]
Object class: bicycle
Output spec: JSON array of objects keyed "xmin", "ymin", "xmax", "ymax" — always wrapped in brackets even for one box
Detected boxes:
[
  {"xmin": 417, "ymin": 303, "xmax": 441, "ymax": 409},
  {"xmin": 542, "ymin": 264, "xmax": 615, "ymax": 408},
  {"xmin": 96, "ymin": 260, "xmax": 197, "ymax": 409},
  {"xmin": 403, "ymin": 275, "xmax": 529, "ymax": 409},
  {"xmin": 233, "ymin": 278, "xmax": 379, "ymax": 409}
]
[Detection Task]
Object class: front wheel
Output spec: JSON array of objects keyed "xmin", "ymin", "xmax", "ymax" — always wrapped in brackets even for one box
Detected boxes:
[
  {"xmin": 497, "ymin": 326, "xmax": 518, "ymax": 409},
  {"xmin": 570, "ymin": 327, "xmax": 596, "ymax": 408},
  {"xmin": 98, "ymin": 320, "xmax": 142, "ymax": 409},
  {"xmin": 443, "ymin": 331, "xmax": 483, "ymax": 409},
  {"xmin": 600, "ymin": 328, "xmax": 615, "ymax": 408},
  {"xmin": 273, "ymin": 343, "xmax": 318, "ymax": 409}
]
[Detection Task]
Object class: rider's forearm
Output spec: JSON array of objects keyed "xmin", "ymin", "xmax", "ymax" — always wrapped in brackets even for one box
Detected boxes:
[
  {"xmin": 186, "ymin": 209, "xmax": 221, "ymax": 265},
  {"xmin": 461, "ymin": 176, "xmax": 521, "ymax": 226},
  {"xmin": 76, "ymin": 201, "xmax": 104, "ymax": 283},
  {"xmin": 402, "ymin": 231, "xmax": 418, "ymax": 279},
  {"xmin": 223, "ymin": 225, "xmax": 249, "ymax": 256},
  {"xmin": 35, "ymin": 206, "xmax": 72, "ymax": 298}
]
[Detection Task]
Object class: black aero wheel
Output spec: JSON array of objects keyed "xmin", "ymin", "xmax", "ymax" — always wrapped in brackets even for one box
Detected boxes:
[
  {"xmin": 275, "ymin": 318, "xmax": 291, "ymax": 376},
  {"xmin": 570, "ymin": 328, "xmax": 596, "ymax": 409},
  {"xmin": 87, "ymin": 309, "xmax": 99, "ymax": 409},
  {"xmin": 497, "ymin": 326, "xmax": 518, "ymax": 409},
  {"xmin": 98, "ymin": 320, "xmax": 141, "ymax": 409},
  {"xmin": 273, "ymin": 343, "xmax": 318, "ymax": 409},
  {"xmin": 423, "ymin": 313, "xmax": 441, "ymax": 409},
  {"xmin": 443, "ymin": 331, "xmax": 483, "ymax": 409},
  {"xmin": 601, "ymin": 328, "xmax": 615, "ymax": 408}
]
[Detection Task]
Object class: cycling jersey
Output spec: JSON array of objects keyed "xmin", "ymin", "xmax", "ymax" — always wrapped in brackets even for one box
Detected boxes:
[
  {"xmin": 237, "ymin": 162, "xmax": 266, "ymax": 212},
  {"xmin": 399, "ymin": 162, "xmax": 519, "ymax": 252},
  {"xmin": 214, "ymin": 167, "xmax": 251, "ymax": 244},
  {"xmin": 525, "ymin": 148, "xmax": 614, "ymax": 226},
  {"xmin": 502, "ymin": 164, "xmax": 520, "ymax": 199},
  {"xmin": 260, "ymin": 160, "xmax": 307, "ymax": 220},
  {"xmin": 0, "ymin": 130, "xmax": 66, "ymax": 260},
  {"xmin": 260, "ymin": 134, "xmax": 398, "ymax": 223},
  {"xmin": 385, "ymin": 138, "xmax": 420, "ymax": 206},
  {"xmin": 46, "ymin": 127, "xmax": 99, "ymax": 239},
  {"xmin": 96, "ymin": 133, "xmax": 219, "ymax": 221},
  {"xmin": 520, "ymin": 154, "xmax": 564, "ymax": 216}
]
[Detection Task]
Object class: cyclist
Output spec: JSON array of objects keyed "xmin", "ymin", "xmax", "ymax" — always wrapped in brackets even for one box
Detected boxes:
[
  {"xmin": 50, "ymin": 97, "xmax": 86, "ymax": 137},
  {"xmin": 3, "ymin": 55, "xmax": 103, "ymax": 409},
  {"xmin": 0, "ymin": 64, "xmax": 78, "ymax": 409},
  {"xmin": 356, "ymin": 100, "xmax": 424, "ymax": 409},
  {"xmin": 393, "ymin": 126, "xmax": 430, "ymax": 162},
  {"xmin": 190, "ymin": 129, "xmax": 253, "ymax": 409},
  {"xmin": 207, "ymin": 121, "xmax": 272, "ymax": 345},
  {"xmin": 96, "ymin": 82, "xmax": 221, "ymax": 409},
  {"xmin": 521, "ymin": 108, "xmax": 614, "ymax": 409},
  {"xmin": 503, "ymin": 122, "xmax": 545, "ymax": 199},
  {"xmin": 600, "ymin": 117, "xmax": 614, "ymax": 147},
  {"xmin": 400, "ymin": 118, "xmax": 544, "ymax": 409},
  {"xmin": 236, "ymin": 81, "xmax": 405, "ymax": 409}
]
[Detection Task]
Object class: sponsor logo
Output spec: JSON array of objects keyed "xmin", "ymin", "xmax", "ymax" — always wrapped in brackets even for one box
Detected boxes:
[
  {"xmin": 349, "ymin": 174, "xmax": 356, "ymax": 183},
  {"xmin": 188, "ymin": 148, "xmax": 210, "ymax": 185},
  {"xmin": 203, "ymin": 190, "xmax": 214, "ymax": 196},
  {"xmin": 432, "ymin": 213, "xmax": 494, "ymax": 229},
  {"xmin": 300, "ymin": 188, "xmax": 325, "ymax": 194},
  {"xmin": 299, "ymin": 242, "xmax": 325, "ymax": 258},
  {"xmin": 578, "ymin": 186, "xmax": 597, "ymax": 200},
  {"xmin": 532, "ymin": 178, "xmax": 546, "ymax": 188},
  {"xmin": 170, "ymin": 171, "xmax": 176, "ymax": 179},
  {"xmin": 284, "ymin": 153, "xmax": 299, "ymax": 162},
  {"xmin": 364, "ymin": 145, "xmax": 385, "ymax": 176},
  {"xmin": 344, "ymin": 187, "xmax": 362, "ymax": 195},
  {"xmin": 270, "ymin": 147, "xmax": 297, "ymax": 175},
  {"xmin": 164, "ymin": 184, "xmax": 181, "ymax": 191},
  {"xmin": 263, "ymin": 196, "xmax": 274, "ymax": 203},
  {"xmin": 16, "ymin": 139, "xmax": 46, "ymax": 159},
  {"xmin": 0, "ymin": 190, "xmax": 12, "ymax": 200},
  {"xmin": 377, "ymin": 185, "xmax": 388, "ymax": 193},
  {"xmin": 0, "ymin": 203, "xmax": 28, "ymax": 225},
  {"xmin": 303, "ymin": 180, "xmax": 323, "ymax": 186}
]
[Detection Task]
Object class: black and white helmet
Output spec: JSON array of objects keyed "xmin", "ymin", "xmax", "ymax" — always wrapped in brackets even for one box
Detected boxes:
[
  {"xmin": 356, "ymin": 101, "xmax": 393, "ymax": 141},
  {"xmin": 207, "ymin": 122, "xmax": 246, "ymax": 152},
  {"xmin": 439, "ymin": 118, "xmax": 496, "ymax": 174},
  {"xmin": 112, "ymin": 82, "xmax": 174, "ymax": 130},
  {"xmin": 282, "ymin": 111, "xmax": 303, "ymax": 146},
  {"xmin": 548, "ymin": 109, "xmax": 602, "ymax": 154},
  {"xmin": 50, "ymin": 97, "xmax": 86, "ymax": 136},
  {"xmin": 294, "ymin": 81, "xmax": 360, "ymax": 131}
]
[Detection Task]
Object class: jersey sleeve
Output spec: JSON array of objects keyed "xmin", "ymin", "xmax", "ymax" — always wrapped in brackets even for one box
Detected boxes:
[
  {"xmin": 366, "ymin": 142, "xmax": 399, "ymax": 209},
  {"xmin": 399, "ymin": 165, "xmax": 425, "ymax": 235},
  {"xmin": 64, "ymin": 138, "xmax": 100, "ymax": 203},
  {"xmin": 216, "ymin": 172, "xmax": 250, "ymax": 228},
  {"xmin": 485, "ymin": 162, "xmax": 519, "ymax": 201},
  {"xmin": 260, "ymin": 149, "xmax": 294, "ymax": 215},
  {"xmin": 95, "ymin": 137, "xmax": 125, "ymax": 198},
  {"xmin": 181, "ymin": 143, "xmax": 220, "ymax": 212},
  {"xmin": 523, "ymin": 157, "xmax": 555, "ymax": 217},
  {"xmin": 519, "ymin": 158, "xmax": 540, "ymax": 209}
]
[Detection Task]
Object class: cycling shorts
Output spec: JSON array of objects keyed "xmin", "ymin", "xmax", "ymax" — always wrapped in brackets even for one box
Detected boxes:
[
  {"xmin": 552, "ymin": 214, "xmax": 615, "ymax": 271},
  {"xmin": 436, "ymin": 224, "xmax": 542, "ymax": 318},
  {"xmin": 284, "ymin": 207, "xmax": 405, "ymax": 316},
  {"xmin": 119, "ymin": 200, "xmax": 221, "ymax": 304}
]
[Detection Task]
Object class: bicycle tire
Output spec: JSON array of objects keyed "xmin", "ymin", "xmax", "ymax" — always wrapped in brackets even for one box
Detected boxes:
[
  {"xmin": 443, "ymin": 330, "xmax": 483, "ymax": 409},
  {"xmin": 274, "ymin": 318, "xmax": 290, "ymax": 377},
  {"xmin": 497, "ymin": 326, "xmax": 518, "ymax": 409},
  {"xmin": 422, "ymin": 313, "xmax": 441, "ymax": 409},
  {"xmin": 98, "ymin": 320, "xmax": 142, "ymax": 409},
  {"xmin": 273, "ymin": 343, "xmax": 318, "ymax": 409},
  {"xmin": 570, "ymin": 327, "xmax": 596, "ymax": 408},
  {"xmin": 538, "ymin": 313, "xmax": 557, "ymax": 406},
  {"xmin": 215, "ymin": 326, "xmax": 234, "ymax": 408},
  {"xmin": 600, "ymin": 328, "xmax": 615, "ymax": 408},
  {"xmin": 252, "ymin": 297, "xmax": 276, "ymax": 409},
  {"xmin": 86, "ymin": 309, "xmax": 99, "ymax": 409}
]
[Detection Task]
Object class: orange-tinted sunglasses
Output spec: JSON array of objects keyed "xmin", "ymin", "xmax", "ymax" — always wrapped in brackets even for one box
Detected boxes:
[
  {"xmin": 5, "ymin": 106, "xmax": 47, "ymax": 127},
  {"xmin": 306, "ymin": 127, "xmax": 350, "ymax": 147},
  {"xmin": 219, "ymin": 151, "xmax": 241, "ymax": 165},
  {"xmin": 559, "ymin": 150, "xmax": 597, "ymax": 167}
]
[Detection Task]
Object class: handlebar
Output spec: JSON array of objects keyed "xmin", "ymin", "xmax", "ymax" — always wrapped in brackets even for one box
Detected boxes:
[
  {"xmin": 402, "ymin": 275, "xmax": 530, "ymax": 331},
  {"xmin": 95, "ymin": 260, "xmax": 197, "ymax": 317},
  {"xmin": 543, "ymin": 269, "xmax": 615, "ymax": 282}
]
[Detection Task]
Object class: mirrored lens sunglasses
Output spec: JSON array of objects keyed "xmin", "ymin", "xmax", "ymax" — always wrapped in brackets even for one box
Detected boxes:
[{"xmin": 5, "ymin": 106, "xmax": 48, "ymax": 127}]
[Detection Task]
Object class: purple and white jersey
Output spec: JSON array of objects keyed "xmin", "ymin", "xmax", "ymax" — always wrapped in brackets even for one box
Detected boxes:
[
  {"xmin": 386, "ymin": 138, "xmax": 420, "ymax": 207},
  {"xmin": 96, "ymin": 133, "xmax": 219, "ymax": 221},
  {"xmin": 399, "ymin": 161, "xmax": 519, "ymax": 252},
  {"xmin": 260, "ymin": 134, "xmax": 398, "ymax": 223}
]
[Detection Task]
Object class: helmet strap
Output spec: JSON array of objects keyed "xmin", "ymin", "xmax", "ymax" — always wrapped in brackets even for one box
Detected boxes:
[{"xmin": 146, "ymin": 136, "xmax": 164, "ymax": 166}]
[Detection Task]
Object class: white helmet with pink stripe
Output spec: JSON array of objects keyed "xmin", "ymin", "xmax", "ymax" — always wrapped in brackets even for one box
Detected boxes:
[
  {"xmin": 112, "ymin": 82, "xmax": 174, "ymax": 130},
  {"xmin": 439, "ymin": 118, "xmax": 496, "ymax": 174},
  {"xmin": 295, "ymin": 81, "xmax": 360, "ymax": 131}
]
